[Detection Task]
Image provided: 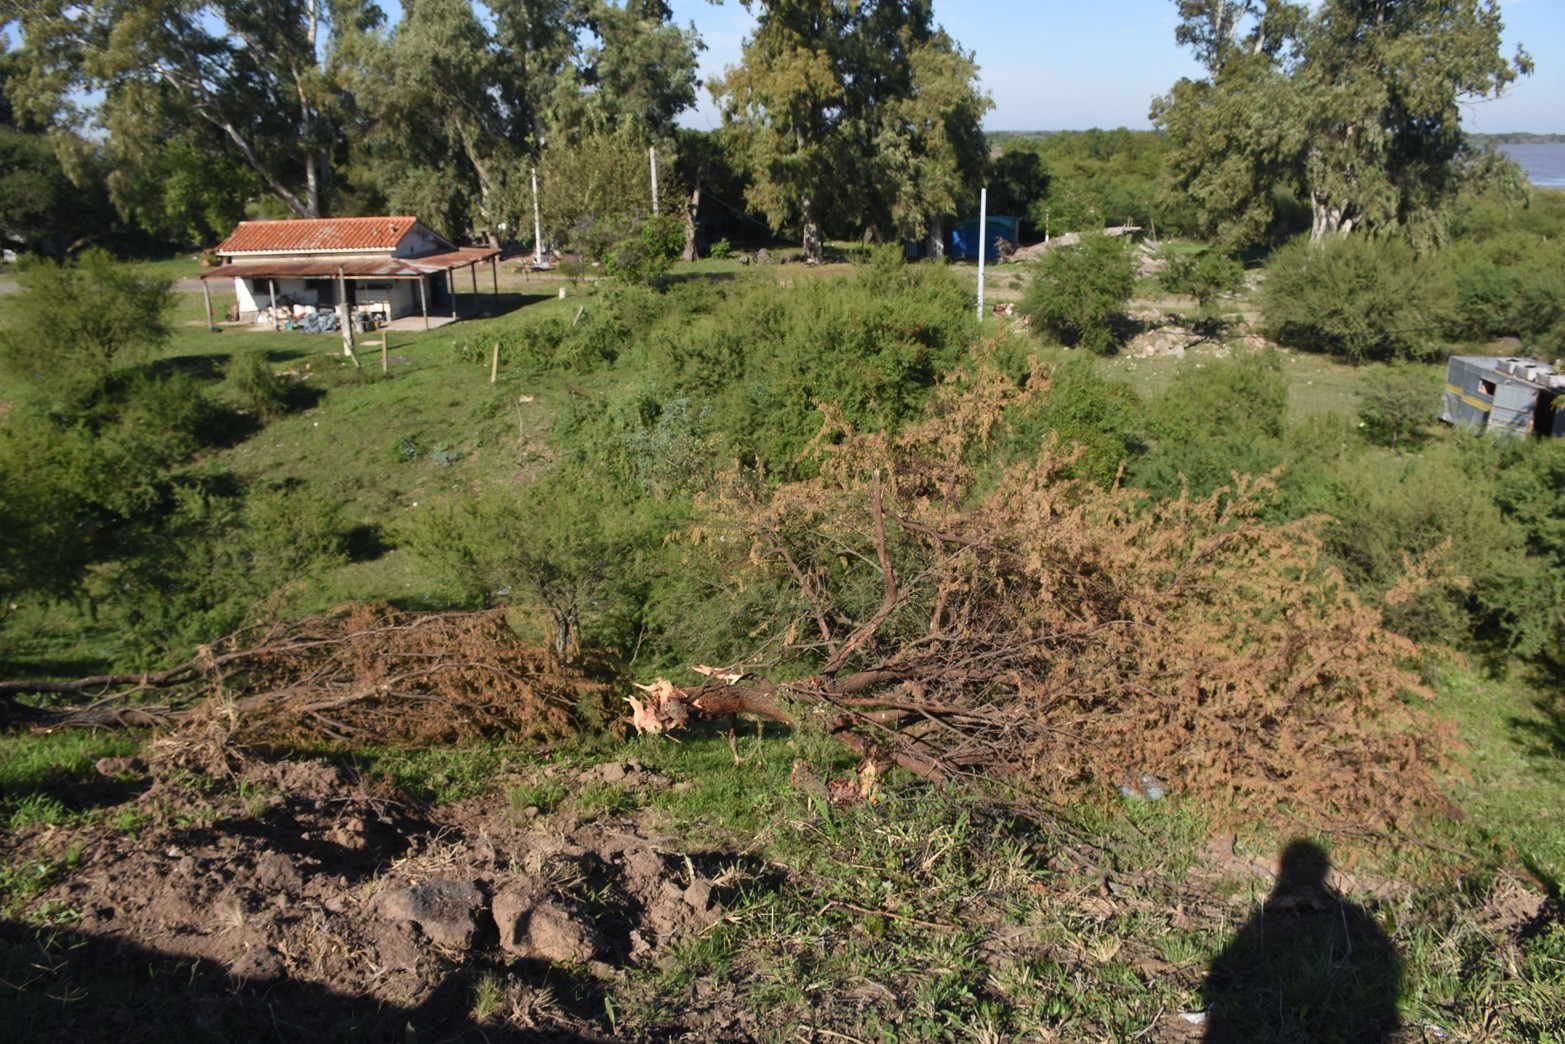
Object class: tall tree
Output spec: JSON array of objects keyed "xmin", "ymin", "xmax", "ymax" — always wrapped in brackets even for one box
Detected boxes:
[
  {"xmin": 549, "ymin": 0, "xmax": 702, "ymax": 142},
  {"xmin": 712, "ymin": 0, "xmax": 987, "ymax": 262},
  {"xmin": 1298, "ymin": 0, "xmax": 1529, "ymax": 244},
  {"xmin": 1154, "ymin": 0, "xmax": 1529, "ymax": 248},
  {"xmin": 8, "ymin": 0, "xmax": 384, "ymax": 219}
]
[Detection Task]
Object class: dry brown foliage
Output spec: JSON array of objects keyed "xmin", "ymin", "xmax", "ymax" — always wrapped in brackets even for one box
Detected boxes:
[
  {"xmin": 1, "ymin": 603, "xmax": 619, "ymax": 747},
  {"xmin": 638, "ymin": 358, "xmax": 1457, "ymax": 826}
]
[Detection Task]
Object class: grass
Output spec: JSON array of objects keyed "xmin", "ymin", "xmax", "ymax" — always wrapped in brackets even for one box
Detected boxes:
[{"xmin": 3, "ymin": 252, "xmax": 1564, "ymax": 1039}]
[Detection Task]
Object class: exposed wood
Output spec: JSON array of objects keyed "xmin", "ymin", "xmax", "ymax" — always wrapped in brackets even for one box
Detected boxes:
[{"xmin": 268, "ymin": 278, "xmax": 279, "ymax": 330}]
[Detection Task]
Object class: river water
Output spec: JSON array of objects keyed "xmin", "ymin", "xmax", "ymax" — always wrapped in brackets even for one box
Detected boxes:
[{"xmin": 1499, "ymin": 143, "xmax": 1565, "ymax": 188}]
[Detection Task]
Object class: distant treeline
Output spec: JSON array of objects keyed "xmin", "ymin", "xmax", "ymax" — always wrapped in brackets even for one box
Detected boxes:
[
  {"xmin": 990, "ymin": 130, "xmax": 1562, "ymax": 147},
  {"xmin": 1468, "ymin": 133, "xmax": 1565, "ymax": 145}
]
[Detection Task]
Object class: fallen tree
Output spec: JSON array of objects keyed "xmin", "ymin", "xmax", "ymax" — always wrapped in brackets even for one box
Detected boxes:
[
  {"xmin": 627, "ymin": 363, "xmax": 1459, "ymax": 827},
  {"xmin": 0, "ymin": 604, "xmax": 618, "ymax": 746}
]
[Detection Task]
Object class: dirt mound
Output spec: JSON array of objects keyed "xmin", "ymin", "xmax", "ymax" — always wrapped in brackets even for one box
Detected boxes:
[{"xmin": 6, "ymin": 750, "xmax": 731, "ymax": 1040}]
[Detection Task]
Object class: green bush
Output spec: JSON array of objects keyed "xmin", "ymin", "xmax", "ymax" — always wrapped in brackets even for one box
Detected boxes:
[
  {"xmin": 116, "ymin": 480, "xmax": 351, "ymax": 660},
  {"xmin": 707, "ymin": 238, "xmax": 732, "ymax": 260},
  {"xmin": 1261, "ymin": 235, "xmax": 1451, "ymax": 362},
  {"xmin": 643, "ymin": 251, "xmax": 974, "ymax": 474},
  {"xmin": 1448, "ymin": 247, "xmax": 1565, "ymax": 353},
  {"xmin": 1019, "ymin": 233, "xmax": 1136, "ymax": 354},
  {"xmin": 0, "ymin": 248, "xmax": 174, "ymax": 409},
  {"xmin": 408, "ymin": 467, "xmax": 674, "ymax": 660},
  {"xmin": 225, "ymin": 353, "xmax": 292, "ymax": 421},
  {"xmin": 605, "ymin": 214, "xmax": 684, "ymax": 287},
  {"xmin": 1001, "ymin": 359, "xmax": 1145, "ymax": 487},
  {"xmin": 1128, "ymin": 352, "xmax": 1289, "ymax": 502},
  {"xmin": 1357, "ymin": 364, "xmax": 1440, "ymax": 452},
  {"xmin": 1158, "ymin": 247, "xmax": 1245, "ymax": 326}
]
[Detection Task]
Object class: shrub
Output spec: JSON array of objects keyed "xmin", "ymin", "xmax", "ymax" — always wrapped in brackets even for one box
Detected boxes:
[
  {"xmin": 0, "ymin": 248, "xmax": 173, "ymax": 409},
  {"xmin": 1158, "ymin": 247, "xmax": 1245, "ymax": 327},
  {"xmin": 1357, "ymin": 364, "xmax": 1440, "ymax": 452},
  {"xmin": 1128, "ymin": 351, "xmax": 1289, "ymax": 502},
  {"xmin": 225, "ymin": 353, "xmax": 292, "ymax": 420},
  {"xmin": 643, "ymin": 252, "xmax": 974, "ymax": 474},
  {"xmin": 1001, "ymin": 359, "xmax": 1146, "ymax": 487},
  {"xmin": 1261, "ymin": 235, "xmax": 1451, "ymax": 362},
  {"xmin": 1448, "ymin": 247, "xmax": 1565, "ymax": 353},
  {"xmin": 1020, "ymin": 233, "xmax": 1136, "ymax": 354},
  {"xmin": 604, "ymin": 215, "xmax": 684, "ymax": 287},
  {"xmin": 707, "ymin": 238, "xmax": 732, "ymax": 261}
]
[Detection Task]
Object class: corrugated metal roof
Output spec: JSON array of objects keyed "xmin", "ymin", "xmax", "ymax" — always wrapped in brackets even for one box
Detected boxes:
[
  {"xmin": 200, "ymin": 247, "xmax": 499, "ymax": 281},
  {"xmin": 215, "ymin": 216, "xmax": 434, "ymax": 255}
]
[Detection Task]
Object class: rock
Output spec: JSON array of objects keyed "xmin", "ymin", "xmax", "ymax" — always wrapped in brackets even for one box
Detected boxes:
[
  {"xmin": 229, "ymin": 945, "xmax": 285, "ymax": 984},
  {"xmin": 253, "ymin": 852, "xmax": 302, "ymax": 893},
  {"xmin": 493, "ymin": 889, "xmax": 600, "ymax": 963},
  {"xmin": 378, "ymin": 878, "xmax": 485, "ymax": 949}
]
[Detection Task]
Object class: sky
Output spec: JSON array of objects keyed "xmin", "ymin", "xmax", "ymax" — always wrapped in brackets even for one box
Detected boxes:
[{"xmin": 668, "ymin": 0, "xmax": 1565, "ymax": 134}]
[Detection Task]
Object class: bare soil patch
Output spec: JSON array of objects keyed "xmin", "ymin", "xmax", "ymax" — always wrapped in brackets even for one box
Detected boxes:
[{"xmin": 2, "ymin": 750, "xmax": 745, "ymax": 1042}]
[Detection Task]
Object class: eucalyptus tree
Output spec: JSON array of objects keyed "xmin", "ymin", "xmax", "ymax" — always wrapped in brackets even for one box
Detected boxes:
[
  {"xmin": 356, "ymin": 0, "xmax": 524, "ymax": 240},
  {"xmin": 1155, "ymin": 0, "xmax": 1530, "ymax": 248},
  {"xmin": 712, "ymin": 0, "xmax": 987, "ymax": 262},
  {"xmin": 5, "ymin": 0, "xmax": 384, "ymax": 220}
]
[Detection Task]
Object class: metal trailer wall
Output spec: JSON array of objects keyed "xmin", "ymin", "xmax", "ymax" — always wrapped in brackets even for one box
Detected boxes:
[{"xmin": 1442, "ymin": 355, "xmax": 1565, "ymax": 437}]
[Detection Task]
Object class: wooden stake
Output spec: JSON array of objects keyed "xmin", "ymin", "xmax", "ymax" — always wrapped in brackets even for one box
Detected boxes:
[
  {"xmin": 202, "ymin": 279, "xmax": 215, "ymax": 332},
  {"xmin": 490, "ymin": 340, "xmax": 499, "ymax": 384}
]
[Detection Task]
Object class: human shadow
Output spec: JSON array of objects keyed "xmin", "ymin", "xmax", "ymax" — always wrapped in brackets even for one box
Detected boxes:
[{"xmin": 1202, "ymin": 839, "xmax": 1402, "ymax": 1043}]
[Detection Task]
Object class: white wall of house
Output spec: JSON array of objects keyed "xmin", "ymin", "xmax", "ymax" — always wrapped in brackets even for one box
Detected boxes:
[{"xmin": 231, "ymin": 275, "xmax": 428, "ymax": 323}]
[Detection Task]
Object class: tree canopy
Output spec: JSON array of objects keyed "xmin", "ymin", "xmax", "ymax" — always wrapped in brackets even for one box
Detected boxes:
[
  {"xmin": 712, "ymin": 0, "xmax": 988, "ymax": 261},
  {"xmin": 1154, "ymin": 0, "xmax": 1532, "ymax": 248}
]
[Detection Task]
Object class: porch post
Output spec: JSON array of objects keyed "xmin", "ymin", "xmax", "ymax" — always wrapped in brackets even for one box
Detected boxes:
[
  {"xmin": 490, "ymin": 257, "xmax": 498, "ymax": 315},
  {"xmin": 419, "ymin": 275, "xmax": 430, "ymax": 330},
  {"xmin": 268, "ymin": 278, "xmax": 279, "ymax": 330},
  {"xmin": 337, "ymin": 265, "xmax": 360, "ymax": 367},
  {"xmin": 201, "ymin": 278, "xmax": 215, "ymax": 332}
]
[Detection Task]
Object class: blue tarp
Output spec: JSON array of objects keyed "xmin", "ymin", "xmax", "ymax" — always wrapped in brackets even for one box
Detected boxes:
[
  {"xmin": 950, "ymin": 215, "xmax": 1021, "ymax": 261},
  {"xmin": 296, "ymin": 311, "xmax": 339, "ymax": 334}
]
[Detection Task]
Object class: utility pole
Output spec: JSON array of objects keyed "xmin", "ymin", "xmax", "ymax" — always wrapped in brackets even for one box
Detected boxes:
[
  {"xmin": 531, "ymin": 166, "xmax": 543, "ymax": 265},
  {"xmin": 650, "ymin": 147, "xmax": 660, "ymax": 216},
  {"xmin": 976, "ymin": 187, "xmax": 988, "ymax": 325}
]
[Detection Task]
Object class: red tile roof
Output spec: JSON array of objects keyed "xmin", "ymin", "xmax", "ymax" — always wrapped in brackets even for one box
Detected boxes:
[
  {"xmin": 215, "ymin": 216, "xmax": 434, "ymax": 255},
  {"xmin": 199, "ymin": 247, "xmax": 500, "ymax": 281}
]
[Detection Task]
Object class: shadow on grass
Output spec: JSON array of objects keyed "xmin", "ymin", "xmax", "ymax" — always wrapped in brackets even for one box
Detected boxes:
[
  {"xmin": 0, "ymin": 918, "xmax": 618, "ymax": 1043},
  {"xmin": 345, "ymin": 523, "xmax": 392, "ymax": 563},
  {"xmin": 1202, "ymin": 839, "xmax": 1402, "ymax": 1043},
  {"xmin": 464, "ymin": 291, "xmax": 562, "ymax": 317},
  {"xmin": 662, "ymin": 270, "xmax": 738, "ymax": 287},
  {"xmin": 143, "ymin": 351, "xmax": 233, "ymax": 383}
]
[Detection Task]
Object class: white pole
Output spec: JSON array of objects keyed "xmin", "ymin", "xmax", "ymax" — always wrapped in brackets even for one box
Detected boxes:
[
  {"xmin": 650, "ymin": 147, "xmax": 660, "ymax": 216},
  {"xmin": 531, "ymin": 166, "xmax": 543, "ymax": 265},
  {"xmin": 976, "ymin": 187, "xmax": 988, "ymax": 324}
]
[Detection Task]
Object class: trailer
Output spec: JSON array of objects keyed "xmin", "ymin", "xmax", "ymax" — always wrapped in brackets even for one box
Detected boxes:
[{"xmin": 1441, "ymin": 355, "xmax": 1565, "ymax": 437}]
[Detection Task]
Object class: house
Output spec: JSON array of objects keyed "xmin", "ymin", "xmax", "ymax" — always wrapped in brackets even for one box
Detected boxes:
[
  {"xmin": 1441, "ymin": 355, "xmax": 1565, "ymax": 437},
  {"xmin": 199, "ymin": 216, "xmax": 500, "ymax": 330}
]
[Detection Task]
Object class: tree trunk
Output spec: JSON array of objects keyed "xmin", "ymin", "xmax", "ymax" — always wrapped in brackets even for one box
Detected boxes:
[
  {"xmin": 682, "ymin": 179, "xmax": 702, "ymax": 262},
  {"xmin": 801, "ymin": 197, "xmax": 824, "ymax": 264},
  {"xmin": 926, "ymin": 215, "xmax": 946, "ymax": 260}
]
